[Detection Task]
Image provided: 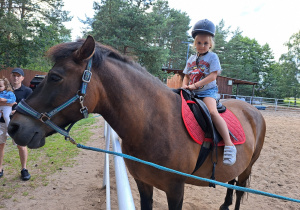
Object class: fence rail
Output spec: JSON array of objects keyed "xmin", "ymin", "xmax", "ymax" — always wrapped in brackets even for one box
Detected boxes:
[{"xmin": 220, "ymin": 94, "xmax": 300, "ymax": 111}]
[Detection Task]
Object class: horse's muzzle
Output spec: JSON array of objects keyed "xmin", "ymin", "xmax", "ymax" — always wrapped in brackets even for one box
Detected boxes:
[{"xmin": 8, "ymin": 119, "xmax": 46, "ymax": 149}]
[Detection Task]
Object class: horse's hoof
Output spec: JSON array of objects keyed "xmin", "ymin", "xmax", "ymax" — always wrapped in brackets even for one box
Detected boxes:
[{"xmin": 219, "ymin": 204, "xmax": 229, "ymax": 210}]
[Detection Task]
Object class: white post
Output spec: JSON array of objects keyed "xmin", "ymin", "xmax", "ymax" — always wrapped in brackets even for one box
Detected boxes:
[
  {"xmin": 104, "ymin": 121, "xmax": 107, "ymax": 137},
  {"xmin": 103, "ymin": 122, "xmax": 111, "ymax": 210},
  {"xmin": 111, "ymin": 129, "xmax": 136, "ymax": 210}
]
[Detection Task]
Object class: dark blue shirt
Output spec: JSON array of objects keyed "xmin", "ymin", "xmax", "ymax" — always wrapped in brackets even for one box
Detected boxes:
[{"xmin": 12, "ymin": 84, "xmax": 33, "ymax": 109}]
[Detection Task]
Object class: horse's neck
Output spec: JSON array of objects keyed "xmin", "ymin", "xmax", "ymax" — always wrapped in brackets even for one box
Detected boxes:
[{"xmin": 97, "ymin": 61, "xmax": 170, "ymax": 141}]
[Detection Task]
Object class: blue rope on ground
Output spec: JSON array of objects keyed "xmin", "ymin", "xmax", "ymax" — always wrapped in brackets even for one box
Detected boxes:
[{"xmin": 77, "ymin": 143, "xmax": 300, "ymax": 204}]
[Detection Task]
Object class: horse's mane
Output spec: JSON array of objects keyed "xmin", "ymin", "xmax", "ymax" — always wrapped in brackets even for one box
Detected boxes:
[
  {"xmin": 47, "ymin": 38, "xmax": 166, "ymax": 88},
  {"xmin": 47, "ymin": 39, "xmax": 147, "ymax": 74}
]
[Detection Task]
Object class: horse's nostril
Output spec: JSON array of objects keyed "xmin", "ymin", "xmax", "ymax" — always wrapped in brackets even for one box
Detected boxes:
[{"xmin": 8, "ymin": 122, "xmax": 20, "ymax": 136}]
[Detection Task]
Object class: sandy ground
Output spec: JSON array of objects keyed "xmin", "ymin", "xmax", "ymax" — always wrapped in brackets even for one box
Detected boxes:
[{"xmin": 1, "ymin": 109, "xmax": 300, "ymax": 209}]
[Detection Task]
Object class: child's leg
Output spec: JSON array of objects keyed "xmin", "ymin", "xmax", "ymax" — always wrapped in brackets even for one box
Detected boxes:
[
  {"xmin": 1, "ymin": 106, "xmax": 12, "ymax": 128},
  {"xmin": 203, "ymin": 97, "xmax": 232, "ymax": 145},
  {"xmin": 203, "ymin": 97, "xmax": 236, "ymax": 165}
]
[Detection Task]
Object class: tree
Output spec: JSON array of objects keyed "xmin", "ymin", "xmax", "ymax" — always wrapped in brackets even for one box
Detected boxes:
[
  {"xmin": 261, "ymin": 31, "xmax": 300, "ymax": 100},
  {"xmin": 85, "ymin": 0, "xmax": 190, "ymax": 77},
  {"xmin": 89, "ymin": 0, "xmax": 154, "ymax": 55},
  {"xmin": 279, "ymin": 33, "xmax": 300, "ymax": 102},
  {"xmin": 215, "ymin": 23, "xmax": 275, "ymax": 96},
  {"xmin": 219, "ymin": 29, "xmax": 244, "ymax": 79},
  {"xmin": 0, "ymin": 0, "xmax": 72, "ymax": 71},
  {"xmin": 214, "ymin": 19, "xmax": 230, "ymax": 64},
  {"xmin": 284, "ymin": 31, "xmax": 300, "ymax": 69}
]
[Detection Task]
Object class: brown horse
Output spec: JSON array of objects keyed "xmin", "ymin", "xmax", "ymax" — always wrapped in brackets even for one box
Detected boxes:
[{"xmin": 8, "ymin": 36, "xmax": 266, "ymax": 210}]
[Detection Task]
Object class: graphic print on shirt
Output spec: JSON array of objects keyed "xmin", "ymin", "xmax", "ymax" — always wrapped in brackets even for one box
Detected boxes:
[{"xmin": 188, "ymin": 59, "xmax": 210, "ymax": 88}]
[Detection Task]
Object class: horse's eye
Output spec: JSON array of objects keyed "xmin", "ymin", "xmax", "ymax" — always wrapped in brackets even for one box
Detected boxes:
[{"xmin": 49, "ymin": 74, "xmax": 62, "ymax": 82}]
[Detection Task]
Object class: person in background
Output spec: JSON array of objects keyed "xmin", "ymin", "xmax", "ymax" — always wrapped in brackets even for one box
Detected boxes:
[
  {"xmin": 0, "ymin": 68, "xmax": 33, "ymax": 180},
  {"xmin": 0, "ymin": 78, "xmax": 16, "ymax": 129},
  {"xmin": 181, "ymin": 19, "xmax": 236, "ymax": 166}
]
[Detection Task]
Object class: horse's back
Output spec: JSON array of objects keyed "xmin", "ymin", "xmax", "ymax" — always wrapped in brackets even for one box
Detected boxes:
[{"xmin": 187, "ymin": 99, "xmax": 266, "ymax": 185}]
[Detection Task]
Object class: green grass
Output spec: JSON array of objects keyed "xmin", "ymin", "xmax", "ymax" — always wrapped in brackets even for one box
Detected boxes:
[
  {"xmin": 0, "ymin": 114, "xmax": 101, "ymax": 202},
  {"xmin": 282, "ymin": 98, "xmax": 300, "ymax": 108},
  {"xmin": 284, "ymin": 98, "xmax": 300, "ymax": 104}
]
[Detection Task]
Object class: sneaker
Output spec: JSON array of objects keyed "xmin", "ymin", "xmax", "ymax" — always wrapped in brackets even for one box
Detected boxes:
[
  {"xmin": 21, "ymin": 168, "xmax": 31, "ymax": 181},
  {"xmin": 0, "ymin": 170, "xmax": 3, "ymax": 178},
  {"xmin": 223, "ymin": 145, "xmax": 237, "ymax": 166}
]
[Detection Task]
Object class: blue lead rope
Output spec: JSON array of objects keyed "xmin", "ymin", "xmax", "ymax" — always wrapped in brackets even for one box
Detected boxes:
[{"xmin": 77, "ymin": 143, "xmax": 300, "ymax": 204}]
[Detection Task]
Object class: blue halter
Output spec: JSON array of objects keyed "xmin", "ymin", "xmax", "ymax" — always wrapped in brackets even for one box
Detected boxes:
[{"xmin": 15, "ymin": 58, "xmax": 93, "ymax": 144}]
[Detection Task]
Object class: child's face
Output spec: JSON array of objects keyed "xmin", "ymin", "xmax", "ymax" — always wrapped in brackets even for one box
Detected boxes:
[
  {"xmin": 0, "ymin": 81, "xmax": 5, "ymax": 92},
  {"xmin": 194, "ymin": 34, "xmax": 212, "ymax": 54}
]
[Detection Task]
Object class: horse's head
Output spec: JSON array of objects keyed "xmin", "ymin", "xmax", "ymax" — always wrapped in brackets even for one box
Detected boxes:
[{"xmin": 8, "ymin": 36, "xmax": 100, "ymax": 148}]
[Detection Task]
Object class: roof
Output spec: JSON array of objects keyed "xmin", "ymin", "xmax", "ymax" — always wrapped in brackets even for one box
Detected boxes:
[
  {"xmin": 162, "ymin": 68, "xmax": 184, "ymax": 75},
  {"xmin": 219, "ymin": 76, "xmax": 258, "ymax": 85}
]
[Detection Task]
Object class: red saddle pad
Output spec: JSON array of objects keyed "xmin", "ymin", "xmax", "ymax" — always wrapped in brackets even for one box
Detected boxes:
[{"xmin": 181, "ymin": 95, "xmax": 246, "ymax": 146}]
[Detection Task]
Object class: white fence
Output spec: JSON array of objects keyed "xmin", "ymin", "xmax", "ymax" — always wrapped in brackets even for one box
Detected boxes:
[
  {"xmin": 220, "ymin": 94, "xmax": 300, "ymax": 111},
  {"xmin": 103, "ymin": 121, "xmax": 135, "ymax": 210}
]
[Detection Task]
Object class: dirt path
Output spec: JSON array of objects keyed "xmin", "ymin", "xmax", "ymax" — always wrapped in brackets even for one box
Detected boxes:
[{"xmin": 2, "ymin": 110, "xmax": 300, "ymax": 209}]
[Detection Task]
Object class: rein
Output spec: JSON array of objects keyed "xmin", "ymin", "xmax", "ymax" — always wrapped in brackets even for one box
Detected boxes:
[{"xmin": 15, "ymin": 58, "xmax": 93, "ymax": 144}]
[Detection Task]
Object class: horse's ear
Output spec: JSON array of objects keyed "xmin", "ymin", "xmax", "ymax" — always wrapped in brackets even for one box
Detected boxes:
[{"xmin": 74, "ymin": 35, "xmax": 95, "ymax": 61}]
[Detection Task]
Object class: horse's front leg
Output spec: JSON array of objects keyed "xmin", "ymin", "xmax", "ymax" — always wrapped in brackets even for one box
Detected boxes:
[
  {"xmin": 166, "ymin": 181, "xmax": 185, "ymax": 210},
  {"xmin": 135, "ymin": 179, "xmax": 154, "ymax": 210}
]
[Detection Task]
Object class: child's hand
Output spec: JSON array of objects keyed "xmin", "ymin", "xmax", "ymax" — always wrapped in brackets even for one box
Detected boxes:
[
  {"xmin": 0, "ymin": 98, "xmax": 6, "ymax": 102},
  {"xmin": 187, "ymin": 84, "xmax": 198, "ymax": 90},
  {"xmin": 181, "ymin": 84, "xmax": 189, "ymax": 89}
]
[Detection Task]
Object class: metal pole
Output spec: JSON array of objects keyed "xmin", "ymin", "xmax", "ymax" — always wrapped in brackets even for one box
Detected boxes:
[
  {"xmin": 251, "ymin": 85, "xmax": 255, "ymax": 105},
  {"xmin": 182, "ymin": 41, "xmax": 192, "ymax": 64}
]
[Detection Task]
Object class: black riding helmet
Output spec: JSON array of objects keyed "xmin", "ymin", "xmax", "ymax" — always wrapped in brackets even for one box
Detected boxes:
[{"xmin": 191, "ymin": 19, "xmax": 215, "ymax": 38}]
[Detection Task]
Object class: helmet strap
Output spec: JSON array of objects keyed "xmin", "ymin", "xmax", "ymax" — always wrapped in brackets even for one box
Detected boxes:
[
  {"xmin": 196, "ymin": 51, "xmax": 209, "ymax": 67},
  {"xmin": 197, "ymin": 51, "xmax": 209, "ymax": 57}
]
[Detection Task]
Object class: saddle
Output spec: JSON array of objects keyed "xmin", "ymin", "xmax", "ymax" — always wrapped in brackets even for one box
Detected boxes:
[
  {"xmin": 173, "ymin": 88, "xmax": 226, "ymax": 185},
  {"xmin": 173, "ymin": 88, "xmax": 226, "ymax": 143}
]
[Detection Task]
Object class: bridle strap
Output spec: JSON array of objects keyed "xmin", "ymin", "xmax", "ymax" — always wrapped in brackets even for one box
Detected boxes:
[
  {"xmin": 47, "ymin": 95, "xmax": 80, "ymax": 118},
  {"xmin": 16, "ymin": 99, "xmax": 76, "ymax": 140},
  {"xmin": 14, "ymin": 58, "xmax": 93, "ymax": 143},
  {"xmin": 80, "ymin": 58, "xmax": 93, "ymax": 95}
]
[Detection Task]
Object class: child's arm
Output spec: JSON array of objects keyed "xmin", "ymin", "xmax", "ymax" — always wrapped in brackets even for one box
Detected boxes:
[
  {"xmin": 4, "ymin": 92, "xmax": 16, "ymax": 104},
  {"xmin": 181, "ymin": 75, "xmax": 190, "ymax": 89},
  {"xmin": 188, "ymin": 71, "xmax": 218, "ymax": 90},
  {"xmin": 0, "ymin": 101, "xmax": 15, "ymax": 106}
]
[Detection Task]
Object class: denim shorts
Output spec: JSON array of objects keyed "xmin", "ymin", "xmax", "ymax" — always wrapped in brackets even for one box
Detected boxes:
[{"xmin": 195, "ymin": 86, "xmax": 220, "ymax": 100}]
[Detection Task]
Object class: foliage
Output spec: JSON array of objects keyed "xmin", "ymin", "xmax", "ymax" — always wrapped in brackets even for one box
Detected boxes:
[
  {"xmin": 213, "ymin": 19, "xmax": 300, "ymax": 98},
  {"xmin": 279, "ymin": 31, "xmax": 300, "ymax": 100},
  {"xmin": 257, "ymin": 30, "xmax": 300, "ymax": 99},
  {"xmin": 214, "ymin": 24, "xmax": 275, "ymax": 96},
  {"xmin": 84, "ymin": 0, "xmax": 190, "ymax": 77},
  {"xmin": 0, "ymin": 1, "xmax": 299, "ymax": 98},
  {"xmin": 0, "ymin": 0, "xmax": 72, "ymax": 71}
]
